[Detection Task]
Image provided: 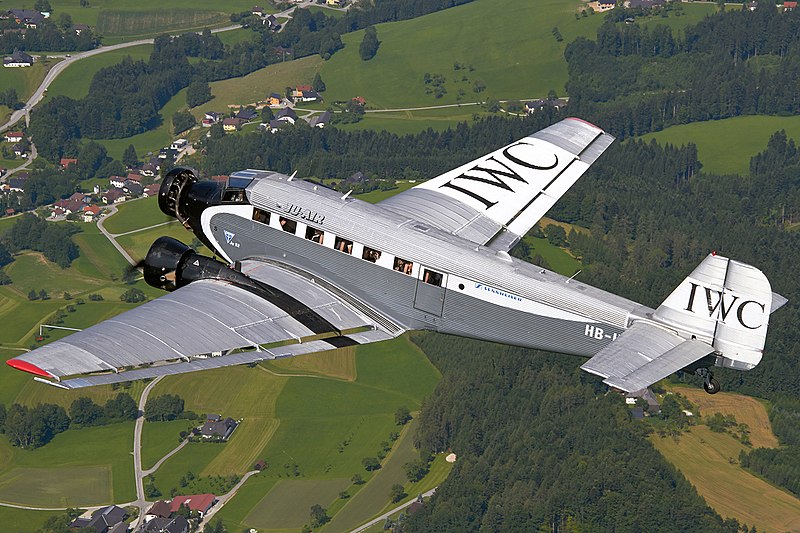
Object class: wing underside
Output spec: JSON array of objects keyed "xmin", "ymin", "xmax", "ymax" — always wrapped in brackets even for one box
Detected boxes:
[
  {"xmin": 379, "ymin": 117, "xmax": 615, "ymax": 252},
  {"xmin": 580, "ymin": 322, "xmax": 714, "ymax": 393},
  {"xmin": 8, "ymin": 261, "xmax": 402, "ymax": 389}
]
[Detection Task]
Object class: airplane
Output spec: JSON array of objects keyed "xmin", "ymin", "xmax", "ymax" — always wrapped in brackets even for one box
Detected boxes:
[{"xmin": 6, "ymin": 118, "xmax": 787, "ymax": 395}]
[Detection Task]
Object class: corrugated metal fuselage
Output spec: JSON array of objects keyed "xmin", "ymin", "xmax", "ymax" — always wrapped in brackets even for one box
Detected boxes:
[{"xmin": 197, "ymin": 172, "xmax": 651, "ymax": 359}]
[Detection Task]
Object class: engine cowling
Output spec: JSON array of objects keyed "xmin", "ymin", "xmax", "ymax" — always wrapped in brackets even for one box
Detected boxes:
[{"xmin": 143, "ymin": 236, "xmax": 256, "ymax": 292}]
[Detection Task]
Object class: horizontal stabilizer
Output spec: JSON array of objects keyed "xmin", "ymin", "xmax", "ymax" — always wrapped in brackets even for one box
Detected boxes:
[{"xmin": 581, "ymin": 322, "xmax": 713, "ymax": 393}]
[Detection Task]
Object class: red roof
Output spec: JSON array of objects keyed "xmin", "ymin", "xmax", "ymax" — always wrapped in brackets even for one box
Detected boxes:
[
  {"xmin": 352, "ymin": 96, "xmax": 366, "ymax": 105},
  {"xmin": 170, "ymin": 494, "xmax": 215, "ymax": 514},
  {"xmin": 83, "ymin": 205, "xmax": 101, "ymax": 215},
  {"xmin": 60, "ymin": 158, "xmax": 78, "ymax": 168},
  {"xmin": 126, "ymin": 173, "xmax": 143, "ymax": 182},
  {"xmin": 785, "ymin": 1, "xmax": 797, "ymax": 6},
  {"xmin": 5, "ymin": 131, "xmax": 22, "ymax": 138},
  {"xmin": 296, "ymin": 84, "xmax": 312, "ymax": 92}
]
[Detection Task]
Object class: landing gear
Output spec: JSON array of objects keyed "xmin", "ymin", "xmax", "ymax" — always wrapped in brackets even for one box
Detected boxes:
[{"xmin": 696, "ymin": 367, "xmax": 721, "ymax": 395}]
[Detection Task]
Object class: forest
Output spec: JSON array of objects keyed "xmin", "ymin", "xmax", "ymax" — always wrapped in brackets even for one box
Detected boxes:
[{"xmin": 0, "ymin": 19, "xmax": 97, "ymax": 54}]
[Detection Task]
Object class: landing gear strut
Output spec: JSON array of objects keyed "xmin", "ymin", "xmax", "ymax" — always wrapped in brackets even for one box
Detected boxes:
[{"xmin": 696, "ymin": 367, "xmax": 721, "ymax": 395}]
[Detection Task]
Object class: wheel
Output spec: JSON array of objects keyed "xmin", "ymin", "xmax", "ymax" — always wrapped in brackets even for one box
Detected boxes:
[{"xmin": 703, "ymin": 377, "xmax": 720, "ymax": 395}]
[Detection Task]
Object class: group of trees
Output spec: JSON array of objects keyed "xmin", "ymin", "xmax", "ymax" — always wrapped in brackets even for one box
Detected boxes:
[
  {"xmin": 3, "ymin": 213, "xmax": 79, "ymax": 267},
  {"xmin": 0, "ymin": 20, "xmax": 97, "ymax": 54},
  {"xmin": 144, "ymin": 394, "xmax": 189, "ymax": 422},
  {"xmin": 0, "ymin": 393, "xmax": 137, "ymax": 449},
  {"xmin": 359, "ymin": 26, "xmax": 379, "ymax": 61}
]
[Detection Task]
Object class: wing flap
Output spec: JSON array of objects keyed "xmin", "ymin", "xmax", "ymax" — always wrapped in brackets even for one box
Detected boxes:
[{"xmin": 581, "ymin": 322, "xmax": 713, "ymax": 393}]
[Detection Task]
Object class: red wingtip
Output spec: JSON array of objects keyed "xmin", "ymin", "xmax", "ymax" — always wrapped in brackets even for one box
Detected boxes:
[
  {"xmin": 566, "ymin": 117, "xmax": 602, "ymax": 131},
  {"xmin": 6, "ymin": 358, "xmax": 53, "ymax": 378}
]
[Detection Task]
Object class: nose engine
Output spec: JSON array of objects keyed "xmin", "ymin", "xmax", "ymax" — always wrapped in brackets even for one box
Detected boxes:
[{"xmin": 142, "ymin": 236, "xmax": 256, "ymax": 292}]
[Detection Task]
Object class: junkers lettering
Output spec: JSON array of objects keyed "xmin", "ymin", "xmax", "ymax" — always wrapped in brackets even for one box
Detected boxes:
[
  {"xmin": 279, "ymin": 203, "xmax": 325, "ymax": 225},
  {"xmin": 684, "ymin": 282, "xmax": 765, "ymax": 329},
  {"xmin": 439, "ymin": 141, "xmax": 559, "ymax": 209}
]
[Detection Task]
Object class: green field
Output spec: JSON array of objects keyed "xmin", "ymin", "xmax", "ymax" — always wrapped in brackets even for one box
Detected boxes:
[
  {"xmin": 193, "ymin": 56, "xmax": 325, "ymax": 119},
  {"xmin": 102, "ymin": 196, "xmax": 172, "ymax": 235},
  {"xmin": 141, "ymin": 419, "xmax": 193, "ymax": 470},
  {"xmin": 652, "ymin": 426, "xmax": 800, "ymax": 532},
  {"xmin": 246, "ymin": 478, "xmax": 350, "ymax": 528},
  {"xmin": 356, "ymin": 181, "xmax": 417, "ymax": 203},
  {"xmin": 116, "ymin": 221, "xmax": 201, "ymax": 261},
  {"xmin": 320, "ymin": 0, "xmax": 605, "ymax": 109},
  {"xmin": 0, "ymin": 422, "xmax": 135, "ymax": 506},
  {"xmin": 337, "ymin": 106, "xmax": 488, "ymax": 135},
  {"xmin": 92, "ymin": 87, "xmax": 188, "ymax": 160},
  {"xmin": 637, "ymin": 3, "xmax": 718, "ymax": 36},
  {"xmin": 641, "ymin": 115, "xmax": 800, "ymax": 175},
  {"xmin": 47, "ymin": 44, "xmax": 153, "ymax": 100},
  {"xmin": 0, "ymin": 60, "xmax": 50, "ymax": 103},
  {"xmin": 0, "ymin": 506, "xmax": 63, "ymax": 532}
]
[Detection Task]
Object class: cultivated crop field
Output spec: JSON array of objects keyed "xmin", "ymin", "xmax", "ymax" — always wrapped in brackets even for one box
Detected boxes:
[{"xmin": 651, "ymin": 426, "xmax": 800, "ymax": 532}]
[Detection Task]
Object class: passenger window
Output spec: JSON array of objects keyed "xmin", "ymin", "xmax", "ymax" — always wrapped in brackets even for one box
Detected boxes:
[
  {"xmin": 334, "ymin": 236, "xmax": 353, "ymax": 254},
  {"xmin": 279, "ymin": 217, "xmax": 297, "ymax": 234},
  {"xmin": 362, "ymin": 246, "xmax": 381, "ymax": 263},
  {"xmin": 305, "ymin": 226, "xmax": 324, "ymax": 244},
  {"xmin": 423, "ymin": 268, "xmax": 443, "ymax": 286},
  {"xmin": 253, "ymin": 208, "xmax": 270, "ymax": 224},
  {"xmin": 393, "ymin": 257, "xmax": 413, "ymax": 275}
]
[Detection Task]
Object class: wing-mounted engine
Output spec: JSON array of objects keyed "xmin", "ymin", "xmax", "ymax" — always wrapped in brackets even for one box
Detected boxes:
[{"xmin": 143, "ymin": 236, "xmax": 259, "ymax": 292}]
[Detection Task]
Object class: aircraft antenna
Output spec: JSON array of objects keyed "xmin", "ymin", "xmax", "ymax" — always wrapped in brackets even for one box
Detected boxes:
[
  {"xmin": 341, "ymin": 190, "xmax": 353, "ymax": 200},
  {"xmin": 565, "ymin": 269, "xmax": 582, "ymax": 283},
  {"xmin": 288, "ymin": 171, "xmax": 297, "ymax": 181}
]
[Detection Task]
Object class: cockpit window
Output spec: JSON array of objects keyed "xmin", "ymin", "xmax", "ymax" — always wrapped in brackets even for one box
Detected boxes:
[
  {"xmin": 228, "ymin": 176, "xmax": 254, "ymax": 188},
  {"xmin": 362, "ymin": 246, "xmax": 381, "ymax": 263},
  {"xmin": 253, "ymin": 208, "xmax": 270, "ymax": 224},
  {"xmin": 423, "ymin": 268, "xmax": 443, "ymax": 286},
  {"xmin": 393, "ymin": 257, "xmax": 413, "ymax": 275},
  {"xmin": 335, "ymin": 236, "xmax": 353, "ymax": 254},
  {"xmin": 279, "ymin": 217, "xmax": 297, "ymax": 234},
  {"xmin": 305, "ymin": 226, "xmax": 324, "ymax": 244}
]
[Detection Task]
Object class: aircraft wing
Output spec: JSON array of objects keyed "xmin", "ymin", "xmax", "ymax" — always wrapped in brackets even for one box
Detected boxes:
[
  {"xmin": 7, "ymin": 261, "xmax": 402, "ymax": 389},
  {"xmin": 580, "ymin": 322, "xmax": 714, "ymax": 393},
  {"xmin": 379, "ymin": 117, "xmax": 614, "ymax": 252}
]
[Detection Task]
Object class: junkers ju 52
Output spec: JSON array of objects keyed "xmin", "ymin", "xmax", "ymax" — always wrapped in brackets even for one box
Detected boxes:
[{"xmin": 8, "ymin": 118, "xmax": 786, "ymax": 395}]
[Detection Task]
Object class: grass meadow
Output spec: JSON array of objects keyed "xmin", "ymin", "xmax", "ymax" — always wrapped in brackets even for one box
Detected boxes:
[
  {"xmin": 0, "ymin": 507, "xmax": 62, "ymax": 532},
  {"xmin": 101, "ymin": 196, "xmax": 172, "ymax": 235},
  {"xmin": 0, "ymin": 61, "xmax": 49, "ymax": 102},
  {"xmin": 47, "ymin": 44, "xmax": 153, "ymax": 100},
  {"xmin": 640, "ymin": 115, "xmax": 800, "ymax": 176}
]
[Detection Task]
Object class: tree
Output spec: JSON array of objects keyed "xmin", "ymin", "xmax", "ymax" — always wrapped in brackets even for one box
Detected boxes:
[
  {"xmin": 122, "ymin": 144, "xmax": 138, "ymax": 168},
  {"xmin": 312, "ymin": 72, "xmax": 326, "ymax": 92},
  {"xmin": 395, "ymin": 406, "xmax": 411, "ymax": 426},
  {"xmin": 38, "ymin": 289, "xmax": 48, "ymax": 300},
  {"xmin": 260, "ymin": 107, "xmax": 274, "ymax": 122},
  {"xmin": 310, "ymin": 504, "xmax": 329, "ymax": 527},
  {"xmin": 544, "ymin": 224, "xmax": 567, "ymax": 247},
  {"xmin": 104, "ymin": 393, "xmax": 137, "ymax": 421},
  {"xmin": 204, "ymin": 520, "xmax": 227, "ymax": 533},
  {"xmin": 27, "ymin": 289, "xmax": 37, "ymax": 301},
  {"xmin": 359, "ymin": 26, "xmax": 379, "ymax": 61},
  {"xmin": 120, "ymin": 288, "xmax": 146, "ymax": 303},
  {"xmin": 145, "ymin": 394, "xmax": 184, "ymax": 421},
  {"xmin": 390, "ymin": 483, "xmax": 406, "ymax": 503},
  {"xmin": 69, "ymin": 397, "xmax": 104, "ymax": 426},
  {"xmin": 362, "ymin": 456, "xmax": 380, "ymax": 471},
  {"xmin": 351, "ymin": 473, "xmax": 364, "ymax": 484},
  {"xmin": 186, "ymin": 79, "xmax": 212, "ymax": 108},
  {"xmin": 172, "ymin": 110, "xmax": 196, "ymax": 134},
  {"xmin": 403, "ymin": 459, "xmax": 429, "ymax": 482},
  {"xmin": 34, "ymin": 0, "xmax": 52, "ymax": 12},
  {"xmin": 58, "ymin": 13, "xmax": 73, "ymax": 31}
]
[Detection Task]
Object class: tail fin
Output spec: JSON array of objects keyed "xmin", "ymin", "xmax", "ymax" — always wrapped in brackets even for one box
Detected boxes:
[{"xmin": 653, "ymin": 253, "xmax": 780, "ymax": 371}]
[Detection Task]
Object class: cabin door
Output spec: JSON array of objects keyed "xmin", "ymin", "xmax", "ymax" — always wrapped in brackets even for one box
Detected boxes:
[{"xmin": 414, "ymin": 268, "xmax": 447, "ymax": 317}]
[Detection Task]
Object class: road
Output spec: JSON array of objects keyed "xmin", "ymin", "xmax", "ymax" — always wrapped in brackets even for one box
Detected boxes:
[
  {"xmin": 96, "ymin": 205, "xmax": 137, "ymax": 266},
  {"xmin": 132, "ymin": 375, "xmax": 164, "ymax": 528},
  {"xmin": 197, "ymin": 470, "xmax": 260, "ymax": 531},
  {"xmin": 349, "ymin": 488, "xmax": 437, "ymax": 533}
]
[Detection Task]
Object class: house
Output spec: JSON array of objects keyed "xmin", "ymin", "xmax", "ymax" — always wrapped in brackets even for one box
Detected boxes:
[
  {"xmin": 141, "ymin": 515, "xmax": 189, "ymax": 533},
  {"xmin": 203, "ymin": 111, "xmax": 223, "ymax": 125},
  {"xmin": 60, "ymin": 157, "xmax": 78, "ymax": 169},
  {"xmin": 346, "ymin": 171, "xmax": 367, "ymax": 184},
  {"xmin": 126, "ymin": 173, "xmax": 143, "ymax": 184},
  {"xmin": 8, "ymin": 9, "xmax": 44, "ymax": 28},
  {"xmin": 264, "ymin": 119, "xmax": 287, "ymax": 133},
  {"xmin": 83, "ymin": 205, "xmax": 101, "ymax": 223},
  {"xmin": 235, "ymin": 108, "xmax": 258, "ymax": 121},
  {"xmin": 73, "ymin": 23, "xmax": 90, "ymax": 35},
  {"xmin": 170, "ymin": 139, "xmax": 189, "ymax": 151},
  {"xmin": 103, "ymin": 188, "xmax": 126, "ymax": 204},
  {"xmin": 223, "ymin": 117, "xmax": 245, "ymax": 131},
  {"xmin": 8, "ymin": 176, "xmax": 27, "ymax": 192},
  {"xmin": 265, "ymin": 14, "xmax": 280, "ymax": 30},
  {"xmin": 123, "ymin": 180, "xmax": 143, "ymax": 196},
  {"xmin": 109, "ymin": 176, "xmax": 126, "ymax": 188},
  {"xmin": 68, "ymin": 505, "xmax": 128, "ymax": 532},
  {"xmin": 50, "ymin": 206, "xmax": 65, "ymax": 218},
  {"xmin": 588, "ymin": 0, "xmax": 616, "ymax": 11},
  {"xmin": 199, "ymin": 416, "xmax": 237, "ymax": 439},
  {"xmin": 252, "ymin": 5, "xmax": 265, "ymax": 16},
  {"xmin": 145, "ymin": 500, "xmax": 172, "ymax": 522},
  {"xmin": 4, "ymin": 132, "xmax": 22, "ymax": 143},
  {"xmin": 747, "ymin": 0, "xmax": 758, "ymax": 9},
  {"xmin": 309, "ymin": 111, "xmax": 331, "ymax": 128},
  {"xmin": 625, "ymin": 388, "xmax": 660, "ymax": 412},
  {"xmin": 2, "ymin": 50, "xmax": 32, "ymax": 67},
  {"xmin": 291, "ymin": 85, "xmax": 314, "ymax": 100},
  {"xmin": 12, "ymin": 143, "xmax": 26, "ymax": 156},
  {"xmin": 327, "ymin": 0, "xmax": 344, "ymax": 5},
  {"xmin": 297, "ymin": 90, "xmax": 321, "ymax": 103},
  {"xmin": 352, "ymin": 96, "xmax": 366, "ymax": 106},
  {"xmin": 784, "ymin": 0, "xmax": 797, "ymax": 10},
  {"xmin": 169, "ymin": 494, "xmax": 217, "ymax": 517},
  {"xmin": 143, "ymin": 184, "xmax": 160, "ymax": 197},
  {"xmin": 276, "ymin": 107, "xmax": 297, "ymax": 124}
]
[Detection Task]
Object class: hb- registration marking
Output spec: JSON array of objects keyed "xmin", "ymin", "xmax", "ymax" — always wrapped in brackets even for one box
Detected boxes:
[{"xmin": 584, "ymin": 324, "xmax": 618, "ymax": 341}]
